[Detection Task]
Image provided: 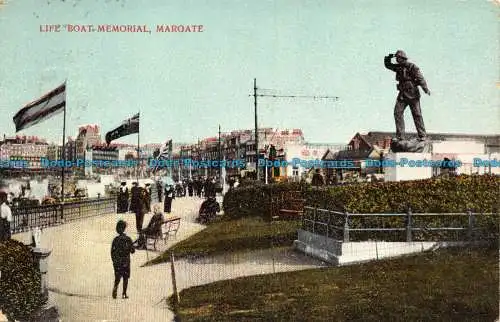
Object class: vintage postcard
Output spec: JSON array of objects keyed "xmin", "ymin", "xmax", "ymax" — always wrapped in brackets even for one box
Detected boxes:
[{"xmin": 0, "ymin": 0, "xmax": 498, "ymax": 321}]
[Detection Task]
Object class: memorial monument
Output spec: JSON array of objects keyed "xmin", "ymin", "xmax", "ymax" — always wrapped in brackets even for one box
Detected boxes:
[
  {"xmin": 384, "ymin": 50, "xmax": 433, "ymax": 181},
  {"xmin": 384, "ymin": 50, "xmax": 431, "ymax": 153}
]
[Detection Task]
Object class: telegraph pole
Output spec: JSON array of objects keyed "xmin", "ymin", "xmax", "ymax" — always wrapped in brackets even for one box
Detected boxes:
[{"xmin": 250, "ymin": 79, "xmax": 338, "ymax": 183}]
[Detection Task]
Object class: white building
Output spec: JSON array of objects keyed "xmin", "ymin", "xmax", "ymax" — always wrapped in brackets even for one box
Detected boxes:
[{"xmin": 282, "ymin": 143, "xmax": 345, "ymax": 181}]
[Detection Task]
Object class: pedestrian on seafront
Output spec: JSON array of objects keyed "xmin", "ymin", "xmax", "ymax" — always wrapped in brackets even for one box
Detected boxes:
[
  {"xmin": 117, "ymin": 182, "xmax": 129, "ymax": 213},
  {"xmin": 111, "ymin": 220, "xmax": 135, "ymax": 299},
  {"xmin": 129, "ymin": 182, "xmax": 140, "ymax": 213},
  {"xmin": 134, "ymin": 186, "xmax": 148, "ymax": 242},
  {"xmin": 0, "ymin": 190, "xmax": 13, "ymax": 241},
  {"xmin": 164, "ymin": 184, "xmax": 175, "ymax": 213}
]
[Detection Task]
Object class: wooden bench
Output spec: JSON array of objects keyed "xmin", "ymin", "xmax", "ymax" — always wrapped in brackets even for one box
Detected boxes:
[
  {"xmin": 162, "ymin": 216, "xmax": 181, "ymax": 242},
  {"xmin": 144, "ymin": 216, "xmax": 181, "ymax": 250}
]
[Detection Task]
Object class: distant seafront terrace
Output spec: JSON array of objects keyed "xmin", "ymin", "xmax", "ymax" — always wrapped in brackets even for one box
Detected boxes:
[{"xmin": 3, "ymin": 157, "xmax": 493, "ymax": 170}]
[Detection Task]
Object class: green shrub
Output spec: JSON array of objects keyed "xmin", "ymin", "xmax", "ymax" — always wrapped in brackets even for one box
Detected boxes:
[
  {"xmin": 223, "ymin": 182, "xmax": 306, "ymax": 220},
  {"xmin": 224, "ymin": 175, "xmax": 499, "ymax": 218},
  {"xmin": 0, "ymin": 239, "xmax": 44, "ymax": 321},
  {"xmin": 304, "ymin": 174, "xmax": 499, "ymax": 213}
]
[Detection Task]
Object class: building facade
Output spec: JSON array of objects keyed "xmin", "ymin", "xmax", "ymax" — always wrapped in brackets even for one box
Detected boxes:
[
  {"xmin": 0, "ymin": 135, "xmax": 49, "ymax": 169},
  {"xmin": 329, "ymin": 131, "xmax": 500, "ymax": 182}
]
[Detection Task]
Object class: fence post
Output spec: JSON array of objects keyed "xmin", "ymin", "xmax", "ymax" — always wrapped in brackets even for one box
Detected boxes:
[
  {"xmin": 60, "ymin": 203, "xmax": 65, "ymax": 224},
  {"xmin": 170, "ymin": 252, "xmax": 180, "ymax": 306},
  {"xmin": 312, "ymin": 207, "xmax": 317, "ymax": 233},
  {"xmin": 467, "ymin": 209, "xmax": 474, "ymax": 242},
  {"xmin": 343, "ymin": 208, "xmax": 350, "ymax": 243},
  {"xmin": 406, "ymin": 205, "xmax": 412, "ymax": 242}
]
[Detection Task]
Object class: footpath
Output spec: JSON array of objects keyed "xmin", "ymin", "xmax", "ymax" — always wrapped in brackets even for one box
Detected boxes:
[{"xmin": 5, "ymin": 197, "xmax": 325, "ymax": 322}]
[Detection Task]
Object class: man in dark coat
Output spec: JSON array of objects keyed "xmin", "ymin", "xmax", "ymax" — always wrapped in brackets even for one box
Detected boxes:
[
  {"xmin": 156, "ymin": 181, "xmax": 163, "ymax": 202},
  {"xmin": 194, "ymin": 179, "xmax": 201, "ymax": 198},
  {"xmin": 187, "ymin": 180, "xmax": 194, "ymax": 197},
  {"xmin": 117, "ymin": 182, "xmax": 129, "ymax": 213},
  {"xmin": 384, "ymin": 50, "xmax": 431, "ymax": 141},
  {"xmin": 145, "ymin": 183, "xmax": 152, "ymax": 213},
  {"xmin": 203, "ymin": 178, "xmax": 211, "ymax": 198},
  {"xmin": 111, "ymin": 220, "xmax": 135, "ymax": 299},
  {"xmin": 129, "ymin": 182, "xmax": 139, "ymax": 213},
  {"xmin": 134, "ymin": 187, "xmax": 148, "ymax": 241}
]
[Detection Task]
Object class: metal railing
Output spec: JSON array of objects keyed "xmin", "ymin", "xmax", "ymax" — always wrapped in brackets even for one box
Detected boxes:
[
  {"xmin": 302, "ymin": 206, "xmax": 499, "ymax": 242},
  {"xmin": 11, "ymin": 197, "xmax": 117, "ymax": 234}
]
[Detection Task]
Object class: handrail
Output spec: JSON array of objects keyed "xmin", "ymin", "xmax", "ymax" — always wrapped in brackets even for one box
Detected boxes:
[
  {"xmin": 301, "ymin": 205, "xmax": 499, "ymax": 242},
  {"xmin": 11, "ymin": 197, "xmax": 117, "ymax": 234}
]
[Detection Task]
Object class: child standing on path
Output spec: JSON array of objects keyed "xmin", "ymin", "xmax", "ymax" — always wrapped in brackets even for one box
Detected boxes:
[{"xmin": 111, "ymin": 220, "xmax": 135, "ymax": 299}]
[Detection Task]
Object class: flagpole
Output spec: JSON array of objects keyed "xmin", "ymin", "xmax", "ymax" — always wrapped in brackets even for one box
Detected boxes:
[
  {"xmin": 61, "ymin": 105, "xmax": 66, "ymax": 201},
  {"xmin": 61, "ymin": 79, "xmax": 67, "ymax": 221},
  {"xmin": 61, "ymin": 80, "xmax": 67, "ymax": 203},
  {"xmin": 137, "ymin": 112, "xmax": 140, "ymax": 184}
]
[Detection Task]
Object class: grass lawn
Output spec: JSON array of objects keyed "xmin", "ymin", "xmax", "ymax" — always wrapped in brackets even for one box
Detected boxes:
[
  {"xmin": 169, "ymin": 247, "xmax": 499, "ymax": 322},
  {"xmin": 147, "ymin": 216, "xmax": 301, "ymax": 265}
]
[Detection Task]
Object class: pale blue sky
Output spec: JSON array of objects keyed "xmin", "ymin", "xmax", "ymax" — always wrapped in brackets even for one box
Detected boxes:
[{"xmin": 0, "ymin": 0, "xmax": 498, "ymax": 146}]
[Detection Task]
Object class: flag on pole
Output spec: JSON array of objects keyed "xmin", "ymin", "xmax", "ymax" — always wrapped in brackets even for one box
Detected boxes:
[
  {"xmin": 13, "ymin": 82, "xmax": 66, "ymax": 132},
  {"xmin": 105, "ymin": 113, "xmax": 140, "ymax": 145},
  {"xmin": 153, "ymin": 139, "xmax": 172, "ymax": 172}
]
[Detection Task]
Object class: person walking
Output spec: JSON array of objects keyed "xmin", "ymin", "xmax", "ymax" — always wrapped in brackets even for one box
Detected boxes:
[
  {"xmin": 0, "ymin": 190, "xmax": 12, "ymax": 241},
  {"xmin": 144, "ymin": 183, "xmax": 152, "ymax": 213},
  {"xmin": 164, "ymin": 185, "xmax": 175, "ymax": 214},
  {"xmin": 156, "ymin": 180, "xmax": 163, "ymax": 202},
  {"xmin": 117, "ymin": 182, "xmax": 129, "ymax": 213},
  {"xmin": 194, "ymin": 179, "xmax": 201, "ymax": 198},
  {"xmin": 384, "ymin": 50, "xmax": 431, "ymax": 141},
  {"xmin": 129, "ymin": 182, "xmax": 140, "ymax": 213},
  {"xmin": 187, "ymin": 180, "xmax": 194, "ymax": 197},
  {"xmin": 111, "ymin": 220, "xmax": 135, "ymax": 299},
  {"xmin": 134, "ymin": 186, "xmax": 148, "ymax": 244}
]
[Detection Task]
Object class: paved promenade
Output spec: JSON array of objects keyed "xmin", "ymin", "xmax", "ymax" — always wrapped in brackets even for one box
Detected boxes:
[{"xmin": 5, "ymin": 197, "xmax": 325, "ymax": 322}]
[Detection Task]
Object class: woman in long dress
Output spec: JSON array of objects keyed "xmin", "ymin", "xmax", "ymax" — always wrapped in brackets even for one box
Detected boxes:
[{"xmin": 163, "ymin": 185, "xmax": 175, "ymax": 213}]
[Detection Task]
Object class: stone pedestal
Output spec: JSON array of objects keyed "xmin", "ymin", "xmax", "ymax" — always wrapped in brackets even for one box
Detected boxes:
[
  {"xmin": 384, "ymin": 152, "xmax": 432, "ymax": 182},
  {"xmin": 31, "ymin": 248, "xmax": 59, "ymax": 322},
  {"xmin": 390, "ymin": 138, "xmax": 431, "ymax": 153},
  {"xmin": 32, "ymin": 248, "xmax": 51, "ymax": 301}
]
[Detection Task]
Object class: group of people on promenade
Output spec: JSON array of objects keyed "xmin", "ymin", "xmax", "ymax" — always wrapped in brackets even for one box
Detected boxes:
[{"xmin": 170, "ymin": 176, "xmax": 222, "ymax": 198}]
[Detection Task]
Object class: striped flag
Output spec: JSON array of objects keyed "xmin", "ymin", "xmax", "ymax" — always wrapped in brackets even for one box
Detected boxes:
[
  {"xmin": 105, "ymin": 113, "xmax": 140, "ymax": 145},
  {"xmin": 13, "ymin": 82, "xmax": 66, "ymax": 132},
  {"xmin": 153, "ymin": 139, "xmax": 172, "ymax": 172}
]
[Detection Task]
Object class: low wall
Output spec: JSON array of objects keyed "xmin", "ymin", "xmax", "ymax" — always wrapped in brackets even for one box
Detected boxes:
[{"xmin": 294, "ymin": 229, "xmax": 470, "ymax": 266}]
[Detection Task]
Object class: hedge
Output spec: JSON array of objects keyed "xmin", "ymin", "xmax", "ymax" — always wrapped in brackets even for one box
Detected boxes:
[
  {"xmin": 222, "ymin": 181, "xmax": 307, "ymax": 220},
  {"xmin": 305, "ymin": 174, "xmax": 499, "ymax": 214},
  {"xmin": 0, "ymin": 239, "xmax": 44, "ymax": 321}
]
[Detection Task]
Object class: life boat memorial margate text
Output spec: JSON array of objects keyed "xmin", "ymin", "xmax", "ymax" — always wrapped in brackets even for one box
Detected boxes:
[{"xmin": 40, "ymin": 24, "xmax": 204, "ymax": 33}]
